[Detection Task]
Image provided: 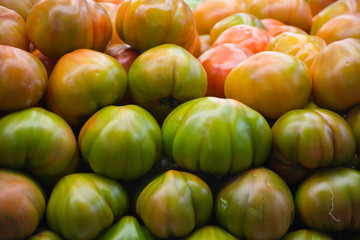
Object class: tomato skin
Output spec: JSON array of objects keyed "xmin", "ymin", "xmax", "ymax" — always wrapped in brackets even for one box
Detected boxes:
[
  {"xmin": 79, "ymin": 105, "xmax": 162, "ymax": 180},
  {"xmin": 162, "ymin": 97, "xmax": 272, "ymax": 176},
  {"xmin": 46, "ymin": 173, "xmax": 129, "ymax": 240},
  {"xmin": 116, "ymin": 0, "xmax": 198, "ymax": 54},
  {"xmin": 310, "ymin": 38, "xmax": 360, "ymax": 111},
  {"xmin": 346, "ymin": 104, "xmax": 360, "ymax": 155},
  {"xmin": 26, "ymin": 0, "xmax": 112, "ymax": 58},
  {"xmin": 0, "ymin": 169, "xmax": 46, "ymax": 240},
  {"xmin": 0, "ymin": 0, "xmax": 33, "ymax": 20},
  {"xmin": 216, "ymin": 167, "xmax": 294, "ymax": 239},
  {"xmin": 105, "ymin": 43, "xmax": 141, "ymax": 73},
  {"xmin": 260, "ymin": 18, "xmax": 307, "ymax": 36},
  {"xmin": 184, "ymin": 226, "xmax": 239, "ymax": 240},
  {"xmin": 136, "ymin": 170, "xmax": 213, "ymax": 239},
  {"xmin": 225, "ymin": 51, "xmax": 312, "ymax": 119},
  {"xmin": 308, "ymin": 0, "xmax": 337, "ymax": 16},
  {"xmin": 27, "ymin": 230, "xmax": 63, "ymax": 240},
  {"xmin": 46, "ymin": 49, "xmax": 127, "ymax": 127},
  {"xmin": 296, "ymin": 167, "xmax": 360, "ymax": 232},
  {"xmin": 282, "ymin": 229, "xmax": 334, "ymax": 240},
  {"xmin": 99, "ymin": 2, "xmax": 125, "ymax": 45},
  {"xmin": 32, "ymin": 49, "xmax": 58, "ymax": 77},
  {"xmin": 0, "ymin": 45, "xmax": 47, "ymax": 112}
]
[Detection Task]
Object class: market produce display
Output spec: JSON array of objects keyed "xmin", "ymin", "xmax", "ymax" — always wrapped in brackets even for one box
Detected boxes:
[{"xmin": 1, "ymin": 0, "xmax": 360, "ymax": 239}]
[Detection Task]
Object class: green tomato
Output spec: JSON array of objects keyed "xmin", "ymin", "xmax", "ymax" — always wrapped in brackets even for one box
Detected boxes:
[
  {"xmin": 46, "ymin": 173, "xmax": 128, "ymax": 240},
  {"xmin": 183, "ymin": 225, "xmax": 239, "ymax": 240},
  {"xmin": 162, "ymin": 97, "xmax": 272, "ymax": 176},
  {"xmin": 27, "ymin": 230, "xmax": 64, "ymax": 240},
  {"xmin": 282, "ymin": 229, "xmax": 334, "ymax": 240},
  {"xmin": 79, "ymin": 105, "xmax": 162, "ymax": 180}
]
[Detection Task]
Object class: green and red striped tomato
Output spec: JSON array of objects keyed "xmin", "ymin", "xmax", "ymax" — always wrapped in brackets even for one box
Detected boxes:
[
  {"xmin": 296, "ymin": 167, "xmax": 360, "ymax": 232},
  {"xmin": 162, "ymin": 97, "xmax": 272, "ymax": 176},
  {"xmin": 184, "ymin": 226, "xmax": 239, "ymax": 240},
  {"xmin": 79, "ymin": 105, "xmax": 162, "ymax": 180},
  {"xmin": 216, "ymin": 167, "xmax": 295, "ymax": 239},
  {"xmin": 282, "ymin": 229, "xmax": 334, "ymax": 240},
  {"xmin": 26, "ymin": 0, "xmax": 112, "ymax": 58},
  {"xmin": 136, "ymin": 170, "xmax": 213, "ymax": 239},
  {"xmin": 0, "ymin": 169, "xmax": 46, "ymax": 240},
  {"xmin": 0, "ymin": 107, "xmax": 78, "ymax": 185},
  {"xmin": 46, "ymin": 173, "xmax": 129, "ymax": 240}
]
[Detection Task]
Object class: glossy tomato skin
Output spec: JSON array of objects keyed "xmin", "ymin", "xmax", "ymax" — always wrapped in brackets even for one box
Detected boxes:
[
  {"xmin": 162, "ymin": 97, "xmax": 272, "ymax": 176},
  {"xmin": 0, "ymin": 169, "xmax": 46, "ymax": 240},
  {"xmin": 116, "ymin": 0, "xmax": 198, "ymax": 54},
  {"xmin": 184, "ymin": 226, "xmax": 239, "ymax": 240},
  {"xmin": 0, "ymin": 107, "xmax": 79, "ymax": 185},
  {"xmin": 26, "ymin": 0, "xmax": 112, "ymax": 58},
  {"xmin": 225, "ymin": 51, "xmax": 312, "ymax": 119},
  {"xmin": 27, "ymin": 230, "xmax": 64, "ymax": 240},
  {"xmin": 282, "ymin": 229, "xmax": 334, "ymax": 240},
  {"xmin": 0, "ymin": 45, "xmax": 47, "ymax": 112},
  {"xmin": 136, "ymin": 170, "xmax": 213, "ymax": 239},
  {"xmin": 128, "ymin": 44, "xmax": 207, "ymax": 122},
  {"xmin": 46, "ymin": 173, "xmax": 128, "ymax": 240},
  {"xmin": 311, "ymin": 38, "xmax": 360, "ymax": 111},
  {"xmin": 198, "ymin": 43, "xmax": 253, "ymax": 98},
  {"xmin": 296, "ymin": 168, "xmax": 360, "ymax": 232},
  {"xmin": 79, "ymin": 105, "xmax": 162, "ymax": 180},
  {"xmin": 272, "ymin": 109, "xmax": 356, "ymax": 169},
  {"xmin": 105, "ymin": 43, "xmax": 141, "ymax": 73},
  {"xmin": 46, "ymin": 49, "xmax": 127, "ymax": 127},
  {"xmin": 216, "ymin": 167, "xmax": 295, "ymax": 239}
]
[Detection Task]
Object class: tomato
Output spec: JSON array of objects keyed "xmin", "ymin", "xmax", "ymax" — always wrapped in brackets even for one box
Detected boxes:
[
  {"xmin": 209, "ymin": 12, "xmax": 266, "ymax": 45},
  {"xmin": 0, "ymin": 0, "xmax": 33, "ymax": 20},
  {"xmin": 193, "ymin": 0, "xmax": 248, "ymax": 35},
  {"xmin": 247, "ymin": 0, "xmax": 312, "ymax": 32},
  {"xmin": 105, "ymin": 44, "xmax": 141, "ymax": 73},
  {"xmin": 116, "ymin": 0, "xmax": 198, "ymax": 55},
  {"xmin": 128, "ymin": 44, "xmax": 207, "ymax": 122},
  {"xmin": 26, "ymin": 0, "xmax": 112, "ymax": 58},
  {"xmin": 296, "ymin": 167, "xmax": 360, "ymax": 231},
  {"xmin": 272, "ymin": 108, "xmax": 356, "ymax": 169},
  {"xmin": 199, "ymin": 34, "xmax": 211, "ymax": 55},
  {"xmin": 94, "ymin": 0, "xmax": 124, "ymax": 4},
  {"xmin": 46, "ymin": 173, "xmax": 129, "ymax": 240},
  {"xmin": 184, "ymin": 226, "xmax": 239, "ymax": 240},
  {"xmin": 136, "ymin": 170, "xmax": 213, "ymax": 239},
  {"xmin": 79, "ymin": 105, "xmax": 162, "ymax": 180},
  {"xmin": 346, "ymin": 104, "xmax": 360, "ymax": 154},
  {"xmin": 216, "ymin": 167, "xmax": 294, "ymax": 239},
  {"xmin": 27, "ymin": 230, "xmax": 63, "ymax": 240},
  {"xmin": 0, "ymin": 169, "xmax": 46, "ymax": 240},
  {"xmin": 0, "ymin": 45, "xmax": 47, "ymax": 112},
  {"xmin": 308, "ymin": 0, "xmax": 337, "ymax": 16},
  {"xmin": 99, "ymin": 2, "xmax": 125, "ymax": 45},
  {"xmin": 212, "ymin": 25, "xmax": 273, "ymax": 53},
  {"xmin": 46, "ymin": 49, "xmax": 127, "ymax": 127},
  {"xmin": 315, "ymin": 14, "xmax": 360, "ymax": 44},
  {"xmin": 310, "ymin": 38, "xmax": 360, "ymax": 111},
  {"xmin": 32, "ymin": 49, "xmax": 58, "ymax": 77},
  {"xmin": 162, "ymin": 97, "xmax": 272, "ymax": 176},
  {"xmin": 225, "ymin": 51, "xmax": 312, "ymax": 119},
  {"xmin": 282, "ymin": 229, "xmax": 333, "ymax": 240},
  {"xmin": 0, "ymin": 6, "xmax": 29, "ymax": 51},
  {"xmin": 260, "ymin": 18, "xmax": 307, "ymax": 36},
  {"xmin": 198, "ymin": 43, "xmax": 252, "ymax": 98},
  {"xmin": 267, "ymin": 32, "xmax": 326, "ymax": 68}
]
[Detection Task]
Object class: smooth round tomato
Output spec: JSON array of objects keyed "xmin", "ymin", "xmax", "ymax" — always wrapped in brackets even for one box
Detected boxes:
[
  {"xmin": 46, "ymin": 173, "xmax": 129, "ymax": 240},
  {"xmin": 26, "ymin": 0, "xmax": 112, "ymax": 58},
  {"xmin": 225, "ymin": 51, "xmax": 312, "ymax": 119},
  {"xmin": 184, "ymin": 226, "xmax": 239, "ymax": 240},
  {"xmin": 0, "ymin": 169, "xmax": 46, "ymax": 240},
  {"xmin": 216, "ymin": 167, "xmax": 295, "ymax": 239},
  {"xmin": 0, "ymin": 45, "xmax": 47, "ymax": 112},
  {"xmin": 282, "ymin": 229, "xmax": 334, "ymax": 240},
  {"xmin": 162, "ymin": 97, "xmax": 272, "ymax": 176},
  {"xmin": 260, "ymin": 18, "xmax": 307, "ymax": 36},
  {"xmin": 136, "ymin": 170, "xmax": 213, "ymax": 239},
  {"xmin": 46, "ymin": 49, "xmax": 127, "ymax": 127}
]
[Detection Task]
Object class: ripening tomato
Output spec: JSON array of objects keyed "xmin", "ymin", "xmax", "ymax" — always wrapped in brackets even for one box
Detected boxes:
[
  {"xmin": 26, "ymin": 0, "xmax": 112, "ymax": 58},
  {"xmin": 99, "ymin": 2, "xmax": 125, "ymax": 45},
  {"xmin": 27, "ymin": 230, "xmax": 63, "ymax": 240},
  {"xmin": 0, "ymin": 0, "xmax": 33, "ymax": 20},
  {"xmin": 307, "ymin": 0, "xmax": 337, "ymax": 16},
  {"xmin": 32, "ymin": 49, "xmax": 58, "ymax": 77},
  {"xmin": 260, "ymin": 18, "xmax": 307, "ymax": 37},
  {"xmin": 282, "ymin": 229, "xmax": 334, "ymax": 240},
  {"xmin": 184, "ymin": 226, "xmax": 239, "ymax": 240},
  {"xmin": 346, "ymin": 104, "xmax": 360, "ymax": 154},
  {"xmin": 105, "ymin": 44, "xmax": 141, "ymax": 73}
]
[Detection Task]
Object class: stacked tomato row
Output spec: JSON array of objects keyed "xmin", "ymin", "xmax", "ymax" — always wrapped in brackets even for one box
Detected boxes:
[{"xmin": 1, "ymin": 0, "xmax": 360, "ymax": 239}]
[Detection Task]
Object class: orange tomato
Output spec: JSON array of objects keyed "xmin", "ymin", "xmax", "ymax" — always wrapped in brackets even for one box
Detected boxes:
[{"xmin": 261, "ymin": 18, "xmax": 308, "ymax": 36}]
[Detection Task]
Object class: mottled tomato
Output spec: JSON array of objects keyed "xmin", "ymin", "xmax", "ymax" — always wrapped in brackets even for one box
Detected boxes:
[
  {"xmin": 26, "ymin": 0, "xmax": 112, "ymax": 58},
  {"xmin": 184, "ymin": 226, "xmax": 239, "ymax": 240},
  {"xmin": 46, "ymin": 49, "xmax": 127, "ymax": 127},
  {"xmin": 225, "ymin": 51, "xmax": 312, "ymax": 119},
  {"xmin": 193, "ymin": 0, "xmax": 248, "ymax": 35},
  {"xmin": 311, "ymin": 0, "xmax": 360, "ymax": 35},
  {"xmin": 0, "ymin": 169, "xmax": 46, "ymax": 240},
  {"xmin": 209, "ymin": 13, "xmax": 266, "ymax": 44},
  {"xmin": 27, "ymin": 230, "xmax": 63, "ymax": 240},
  {"xmin": 198, "ymin": 43, "xmax": 252, "ymax": 98},
  {"xmin": 247, "ymin": 0, "xmax": 312, "ymax": 32},
  {"xmin": 282, "ymin": 229, "xmax": 334, "ymax": 240},
  {"xmin": 0, "ymin": 45, "xmax": 47, "ymax": 112},
  {"xmin": 0, "ymin": 6, "xmax": 29, "ymax": 51},
  {"xmin": 99, "ymin": 2, "xmax": 125, "ymax": 45},
  {"xmin": 105, "ymin": 44, "xmax": 141, "ymax": 73},
  {"xmin": 315, "ymin": 14, "xmax": 360, "ymax": 44},
  {"xmin": 311, "ymin": 38, "xmax": 360, "ymax": 111},
  {"xmin": 216, "ymin": 167, "xmax": 295, "ymax": 239},
  {"xmin": 136, "ymin": 170, "xmax": 213, "ymax": 239},
  {"xmin": 116, "ymin": 0, "xmax": 198, "ymax": 54},
  {"xmin": 212, "ymin": 25, "xmax": 272, "ymax": 53},
  {"xmin": 128, "ymin": 44, "xmax": 207, "ymax": 122},
  {"xmin": 162, "ymin": 97, "xmax": 272, "ymax": 176},
  {"xmin": 46, "ymin": 173, "xmax": 129, "ymax": 240},
  {"xmin": 260, "ymin": 18, "xmax": 307, "ymax": 36},
  {"xmin": 0, "ymin": 0, "xmax": 33, "ymax": 20},
  {"xmin": 296, "ymin": 167, "xmax": 360, "ymax": 231},
  {"xmin": 32, "ymin": 49, "xmax": 58, "ymax": 77},
  {"xmin": 267, "ymin": 32, "xmax": 326, "ymax": 68}
]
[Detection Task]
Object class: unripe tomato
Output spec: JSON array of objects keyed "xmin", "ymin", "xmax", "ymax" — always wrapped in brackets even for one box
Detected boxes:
[
  {"xmin": 27, "ymin": 230, "xmax": 64, "ymax": 240},
  {"xmin": 346, "ymin": 104, "xmax": 360, "ymax": 154},
  {"xmin": 282, "ymin": 229, "xmax": 334, "ymax": 240},
  {"xmin": 184, "ymin": 226, "xmax": 239, "ymax": 240}
]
